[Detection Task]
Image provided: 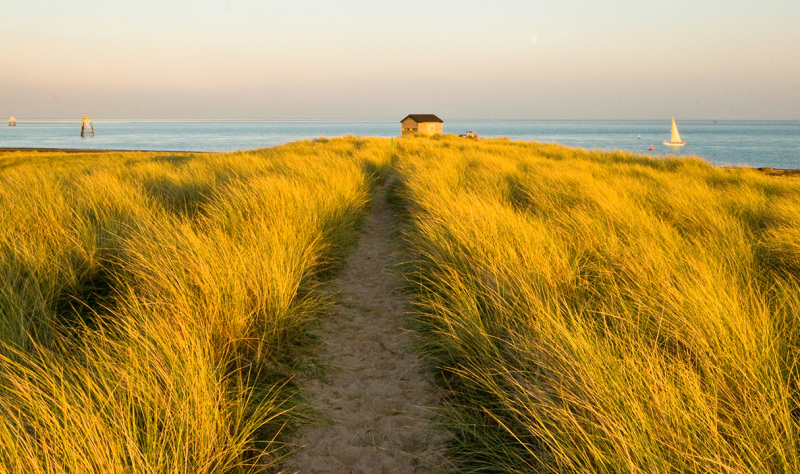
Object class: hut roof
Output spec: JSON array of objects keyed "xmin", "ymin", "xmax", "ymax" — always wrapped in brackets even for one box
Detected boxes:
[{"xmin": 401, "ymin": 114, "xmax": 443, "ymax": 123}]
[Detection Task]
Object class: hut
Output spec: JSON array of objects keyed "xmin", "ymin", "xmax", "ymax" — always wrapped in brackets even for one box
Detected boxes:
[{"xmin": 400, "ymin": 114, "xmax": 443, "ymax": 137}]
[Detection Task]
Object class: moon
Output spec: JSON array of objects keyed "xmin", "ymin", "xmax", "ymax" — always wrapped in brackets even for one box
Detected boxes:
[{"xmin": 530, "ymin": 34, "xmax": 538, "ymax": 44}]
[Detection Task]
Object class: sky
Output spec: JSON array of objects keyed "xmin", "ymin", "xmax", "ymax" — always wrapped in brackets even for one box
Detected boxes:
[{"xmin": 2, "ymin": 0, "xmax": 799, "ymax": 120}]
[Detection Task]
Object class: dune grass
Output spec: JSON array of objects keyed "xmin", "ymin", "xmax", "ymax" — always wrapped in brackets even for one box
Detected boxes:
[
  {"xmin": 4, "ymin": 133, "xmax": 799, "ymax": 472},
  {"xmin": 393, "ymin": 135, "xmax": 800, "ymax": 472},
  {"xmin": 0, "ymin": 138, "xmax": 389, "ymax": 472}
]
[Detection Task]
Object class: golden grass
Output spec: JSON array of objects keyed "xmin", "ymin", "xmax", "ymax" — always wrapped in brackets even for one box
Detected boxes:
[
  {"xmin": 0, "ymin": 138, "xmax": 390, "ymax": 472},
  {"xmin": 393, "ymin": 135, "xmax": 800, "ymax": 472},
  {"xmin": 4, "ymin": 133, "xmax": 799, "ymax": 472}
]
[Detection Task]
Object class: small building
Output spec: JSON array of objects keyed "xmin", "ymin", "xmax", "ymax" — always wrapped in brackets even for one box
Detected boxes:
[
  {"xmin": 400, "ymin": 114, "xmax": 443, "ymax": 137},
  {"xmin": 8, "ymin": 116, "xmax": 15, "ymax": 126}
]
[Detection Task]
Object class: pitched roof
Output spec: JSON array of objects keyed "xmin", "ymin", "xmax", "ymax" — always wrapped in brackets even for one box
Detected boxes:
[{"xmin": 401, "ymin": 114, "xmax": 443, "ymax": 123}]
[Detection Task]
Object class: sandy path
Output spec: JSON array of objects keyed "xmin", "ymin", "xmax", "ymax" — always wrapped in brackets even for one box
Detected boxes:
[{"xmin": 283, "ymin": 182, "xmax": 448, "ymax": 473}]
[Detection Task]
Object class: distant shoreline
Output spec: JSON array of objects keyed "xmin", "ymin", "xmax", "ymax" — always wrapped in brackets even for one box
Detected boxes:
[
  {"xmin": 0, "ymin": 147, "xmax": 200, "ymax": 154},
  {"xmin": 747, "ymin": 167, "xmax": 800, "ymax": 176},
  {"xmin": 2, "ymin": 146, "xmax": 797, "ymax": 175}
]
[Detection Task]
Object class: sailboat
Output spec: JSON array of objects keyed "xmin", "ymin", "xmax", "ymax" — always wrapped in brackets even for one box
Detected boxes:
[{"xmin": 663, "ymin": 117, "xmax": 686, "ymax": 147}]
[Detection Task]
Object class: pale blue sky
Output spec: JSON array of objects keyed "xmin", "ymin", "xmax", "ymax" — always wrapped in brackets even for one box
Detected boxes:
[{"xmin": 2, "ymin": 0, "xmax": 799, "ymax": 119}]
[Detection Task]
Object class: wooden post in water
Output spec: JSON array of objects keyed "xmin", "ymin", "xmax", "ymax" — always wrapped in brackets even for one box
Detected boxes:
[{"xmin": 81, "ymin": 114, "xmax": 94, "ymax": 137}]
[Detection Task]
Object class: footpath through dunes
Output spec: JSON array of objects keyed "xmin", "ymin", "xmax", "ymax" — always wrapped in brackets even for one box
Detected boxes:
[{"xmin": 283, "ymin": 182, "xmax": 449, "ymax": 473}]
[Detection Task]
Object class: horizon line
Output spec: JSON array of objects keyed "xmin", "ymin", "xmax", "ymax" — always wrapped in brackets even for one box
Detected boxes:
[{"xmin": 6, "ymin": 117, "xmax": 800, "ymax": 123}]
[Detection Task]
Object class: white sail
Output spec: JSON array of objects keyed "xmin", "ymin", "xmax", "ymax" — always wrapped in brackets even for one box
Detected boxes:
[
  {"xmin": 670, "ymin": 117, "xmax": 682, "ymax": 143},
  {"xmin": 664, "ymin": 117, "xmax": 686, "ymax": 147}
]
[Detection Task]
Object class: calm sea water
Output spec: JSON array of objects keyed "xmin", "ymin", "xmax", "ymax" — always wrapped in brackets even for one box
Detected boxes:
[{"xmin": 1, "ymin": 119, "xmax": 798, "ymax": 169}]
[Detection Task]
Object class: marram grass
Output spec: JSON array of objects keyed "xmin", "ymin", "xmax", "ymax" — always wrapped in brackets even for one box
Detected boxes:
[
  {"xmin": 0, "ymin": 138, "xmax": 389, "ymax": 473},
  {"xmin": 3, "ymin": 134, "xmax": 799, "ymax": 472},
  {"xmin": 393, "ymin": 135, "xmax": 800, "ymax": 472}
]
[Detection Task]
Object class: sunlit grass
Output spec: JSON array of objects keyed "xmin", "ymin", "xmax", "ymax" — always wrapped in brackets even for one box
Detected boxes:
[
  {"xmin": 0, "ymin": 138, "xmax": 390, "ymax": 472},
  {"xmin": 393, "ymin": 135, "xmax": 800, "ymax": 472},
  {"xmin": 4, "ymin": 133, "xmax": 798, "ymax": 472}
]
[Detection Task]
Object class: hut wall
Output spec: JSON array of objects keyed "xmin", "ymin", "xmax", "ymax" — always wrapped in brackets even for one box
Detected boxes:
[{"xmin": 401, "ymin": 118, "xmax": 418, "ymax": 137}]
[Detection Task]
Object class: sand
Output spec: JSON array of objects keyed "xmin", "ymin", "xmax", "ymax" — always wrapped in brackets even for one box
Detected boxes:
[{"xmin": 282, "ymin": 182, "xmax": 448, "ymax": 473}]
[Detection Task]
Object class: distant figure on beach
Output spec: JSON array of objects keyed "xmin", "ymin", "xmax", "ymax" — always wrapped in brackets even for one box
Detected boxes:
[
  {"xmin": 81, "ymin": 114, "xmax": 94, "ymax": 137},
  {"xmin": 8, "ymin": 116, "xmax": 15, "ymax": 126}
]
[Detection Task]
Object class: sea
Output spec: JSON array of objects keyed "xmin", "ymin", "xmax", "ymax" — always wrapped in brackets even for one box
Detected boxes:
[{"xmin": 1, "ymin": 119, "xmax": 798, "ymax": 169}]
